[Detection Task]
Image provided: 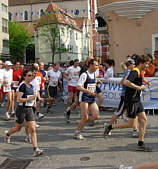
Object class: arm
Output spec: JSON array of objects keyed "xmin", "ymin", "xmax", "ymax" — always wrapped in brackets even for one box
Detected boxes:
[
  {"xmin": 17, "ymin": 92, "xmax": 35, "ymax": 103},
  {"xmin": 123, "ymin": 79, "xmax": 146, "ymax": 91}
]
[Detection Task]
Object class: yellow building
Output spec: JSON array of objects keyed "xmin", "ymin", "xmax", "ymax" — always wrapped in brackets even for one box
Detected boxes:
[
  {"xmin": 98, "ymin": 0, "xmax": 158, "ymax": 73},
  {"xmin": 0, "ymin": 0, "xmax": 9, "ymax": 58}
]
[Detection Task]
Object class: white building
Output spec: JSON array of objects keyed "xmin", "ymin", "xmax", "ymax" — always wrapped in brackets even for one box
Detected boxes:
[
  {"xmin": 36, "ymin": 3, "xmax": 90, "ymax": 63},
  {"xmin": 0, "ymin": 0, "xmax": 9, "ymax": 58}
]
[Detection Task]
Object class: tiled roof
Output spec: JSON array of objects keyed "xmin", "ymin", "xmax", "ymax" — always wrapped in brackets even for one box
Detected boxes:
[
  {"xmin": 19, "ymin": 21, "xmax": 37, "ymax": 36},
  {"xmin": 36, "ymin": 2, "xmax": 82, "ymax": 31}
]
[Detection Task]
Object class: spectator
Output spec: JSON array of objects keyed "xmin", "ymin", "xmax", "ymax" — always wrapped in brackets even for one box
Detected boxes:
[
  {"xmin": 144, "ymin": 54, "xmax": 155, "ymax": 77},
  {"xmin": 104, "ymin": 59, "xmax": 114, "ymax": 79},
  {"xmin": 153, "ymin": 50, "xmax": 158, "ymax": 76}
]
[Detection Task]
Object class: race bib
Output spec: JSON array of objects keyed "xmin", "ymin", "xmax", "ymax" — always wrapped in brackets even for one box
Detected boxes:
[
  {"xmin": 25, "ymin": 95, "xmax": 35, "ymax": 106},
  {"xmin": 50, "ymin": 79, "xmax": 58, "ymax": 87},
  {"xmin": 36, "ymin": 76, "xmax": 41, "ymax": 84},
  {"xmin": 12, "ymin": 81, "xmax": 19, "ymax": 88},
  {"xmin": 87, "ymin": 84, "xmax": 96, "ymax": 93},
  {"xmin": 3, "ymin": 84, "xmax": 11, "ymax": 92},
  {"xmin": 72, "ymin": 72, "xmax": 79, "ymax": 83}
]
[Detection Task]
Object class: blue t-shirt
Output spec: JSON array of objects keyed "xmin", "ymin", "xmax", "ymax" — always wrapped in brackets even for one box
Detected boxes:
[{"xmin": 121, "ymin": 70, "xmax": 130, "ymax": 96}]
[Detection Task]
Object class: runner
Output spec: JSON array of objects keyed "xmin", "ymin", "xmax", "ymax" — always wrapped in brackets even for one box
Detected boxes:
[
  {"xmin": 0, "ymin": 60, "xmax": 4, "ymax": 108},
  {"xmin": 47, "ymin": 62, "xmax": 61, "ymax": 113},
  {"xmin": 11, "ymin": 61, "xmax": 23, "ymax": 116},
  {"xmin": 74, "ymin": 59, "xmax": 99, "ymax": 140},
  {"xmin": 103, "ymin": 55, "xmax": 152, "ymax": 152},
  {"xmin": 103, "ymin": 58, "xmax": 135, "ymax": 136},
  {"xmin": 5, "ymin": 69, "xmax": 43, "ymax": 157},
  {"xmin": 0, "ymin": 61, "xmax": 13, "ymax": 120}
]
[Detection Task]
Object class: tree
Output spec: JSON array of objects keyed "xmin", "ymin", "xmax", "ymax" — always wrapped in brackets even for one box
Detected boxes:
[
  {"xmin": 9, "ymin": 22, "xmax": 32, "ymax": 60},
  {"xmin": 37, "ymin": 12, "xmax": 69, "ymax": 63}
]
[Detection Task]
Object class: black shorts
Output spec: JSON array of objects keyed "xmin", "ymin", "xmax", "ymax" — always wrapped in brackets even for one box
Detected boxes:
[
  {"xmin": 126, "ymin": 101, "xmax": 144, "ymax": 118},
  {"xmin": 47, "ymin": 85, "xmax": 57, "ymax": 98},
  {"xmin": 114, "ymin": 96, "xmax": 126, "ymax": 116},
  {"xmin": 15, "ymin": 106, "xmax": 35, "ymax": 124}
]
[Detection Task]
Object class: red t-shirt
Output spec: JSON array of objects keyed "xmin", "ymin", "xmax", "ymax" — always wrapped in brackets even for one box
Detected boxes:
[{"xmin": 13, "ymin": 68, "xmax": 23, "ymax": 81}]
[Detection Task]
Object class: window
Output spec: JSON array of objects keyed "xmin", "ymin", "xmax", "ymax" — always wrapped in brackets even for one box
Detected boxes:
[
  {"xmin": 2, "ymin": 3, "xmax": 7, "ymax": 13},
  {"xmin": 74, "ymin": 9, "xmax": 79, "ymax": 16},
  {"xmin": 24, "ymin": 10, "xmax": 28, "ymax": 21},
  {"xmin": 40, "ymin": 9, "xmax": 44, "ymax": 16},
  {"xmin": 9, "ymin": 12, "xmax": 12, "ymax": 21},
  {"xmin": 2, "ymin": 18, "xmax": 8, "ymax": 33},
  {"xmin": 76, "ymin": 33, "xmax": 78, "ymax": 40},
  {"xmin": 3, "ymin": 40, "xmax": 9, "ymax": 48}
]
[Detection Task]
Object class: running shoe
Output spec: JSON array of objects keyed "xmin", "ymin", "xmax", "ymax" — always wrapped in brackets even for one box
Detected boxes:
[
  {"xmin": 1, "ymin": 102, "xmax": 4, "ymax": 107},
  {"xmin": 5, "ymin": 131, "xmax": 11, "ymax": 143},
  {"xmin": 103, "ymin": 123, "xmax": 111, "ymax": 138},
  {"xmin": 136, "ymin": 144, "xmax": 152, "ymax": 152},
  {"xmin": 24, "ymin": 137, "xmax": 31, "ymax": 144},
  {"xmin": 36, "ymin": 123, "xmax": 40, "ymax": 128},
  {"xmin": 5, "ymin": 112, "xmax": 10, "ymax": 121},
  {"xmin": 132, "ymin": 130, "xmax": 139, "ymax": 138},
  {"xmin": 37, "ymin": 113, "xmax": 44, "ymax": 120},
  {"xmin": 10, "ymin": 110, "xmax": 15, "ymax": 117},
  {"xmin": 65, "ymin": 114, "xmax": 70, "ymax": 123},
  {"xmin": 33, "ymin": 148, "xmax": 44, "ymax": 157},
  {"xmin": 73, "ymin": 133, "xmax": 85, "ymax": 140}
]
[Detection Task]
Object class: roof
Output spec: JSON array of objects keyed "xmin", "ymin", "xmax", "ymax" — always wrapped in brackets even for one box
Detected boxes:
[
  {"xmin": 36, "ymin": 2, "xmax": 82, "ymax": 31},
  {"xmin": 19, "ymin": 21, "xmax": 37, "ymax": 36}
]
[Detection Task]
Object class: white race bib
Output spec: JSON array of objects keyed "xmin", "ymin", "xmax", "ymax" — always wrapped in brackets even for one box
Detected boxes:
[
  {"xmin": 87, "ymin": 84, "xmax": 96, "ymax": 93},
  {"xmin": 50, "ymin": 79, "xmax": 58, "ymax": 87},
  {"xmin": 25, "ymin": 95, "xmax": 35, "ymax": 106},
  {"xmin": 3, "ymin": 84, "xmax": 11, "ymax": 92}
]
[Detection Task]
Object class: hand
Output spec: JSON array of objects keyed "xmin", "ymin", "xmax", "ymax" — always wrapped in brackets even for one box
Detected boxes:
[
  {"xmin": 140, "ymin": 85, "xmax": 146, "ymax": 91},
  {"xmin": 28, "ymin": 96, "xmax": 36, "ymax": 101},
  {"xmin": 88, "ymin": 91, "xmax": 97, "ymax": 97},
  {"xmin": 147, "ymin": 81, "xmax": 151, "ymax": 86}
]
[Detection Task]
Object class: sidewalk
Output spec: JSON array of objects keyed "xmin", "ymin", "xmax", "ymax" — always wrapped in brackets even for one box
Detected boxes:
[{"xmin": 0, "ymin": 97, "xmax": 158, "ymax": 169}]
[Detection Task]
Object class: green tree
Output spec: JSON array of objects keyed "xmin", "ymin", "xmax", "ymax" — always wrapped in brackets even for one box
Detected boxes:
[
  {"xmin": 9, "ymin": 22, "xmax": 32, "ymax": 60},
  {"xmin": 37, "ymin": 12, "xmax": 69, "ymax": 63}
]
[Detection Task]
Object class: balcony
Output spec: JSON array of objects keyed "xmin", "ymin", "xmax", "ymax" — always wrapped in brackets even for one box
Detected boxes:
[{"xmin": 98, "ymin": 0, "xmax": 158, "ymax": 19}]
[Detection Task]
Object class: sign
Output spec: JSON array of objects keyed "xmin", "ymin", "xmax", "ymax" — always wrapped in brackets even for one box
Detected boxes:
[{"xmin": 98, "ymin": 77, "xmax": 158, "ymax": 109}]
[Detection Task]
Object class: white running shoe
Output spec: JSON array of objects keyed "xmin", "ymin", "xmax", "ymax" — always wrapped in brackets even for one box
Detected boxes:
[
  {"xmin": 132, "ymin": 130, "xmax": 139, "ymax": 138},
  {"xmin": 1, "ymin": 102, "xmax": 4, "ymax": 107},
  {"xmin": 73, "ymin": 133, "xmax": 85, "ymax": 140},
  {"xmin": 36, "ymin": 124, "xmax": 40, "ymax": 128},
  {"xmin": 38, "ymin": 113, "xmax": 44, "ymax": 120},
  {"xmin": 5, "ymin": 112, "xmax": 10, "ymax": 120},
  {"xmin": 5, "ymin": 130, "xmax": 11, "ymax": 143},
  {"xmin": 33, "ymin": 148, "xmax": 44, "ymax": 157}
]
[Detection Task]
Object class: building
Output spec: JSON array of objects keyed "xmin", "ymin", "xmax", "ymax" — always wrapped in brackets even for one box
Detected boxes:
[
  {"xmin": 98, "ymin": 0, "xmax": 158, "ymax": 73},
  {"xmin": 35, "ymin": 2, "xmax": 90, "ymax": 63},
  {"xmin": 0, "ymin": 0, "xmax": 9, "ymax": 59},
  {"xmin": 8, "ymin": 0, "xmax": 98, "ymax": 59}
]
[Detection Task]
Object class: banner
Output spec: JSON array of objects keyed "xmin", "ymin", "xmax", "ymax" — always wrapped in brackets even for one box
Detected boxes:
[{"xmin": 98, "ymin": 77, "xmax": 158, "ymax": 109}]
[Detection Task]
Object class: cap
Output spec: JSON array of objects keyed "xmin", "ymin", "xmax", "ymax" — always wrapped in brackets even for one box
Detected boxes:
[
  {"xmin": 125, "ymin": 59, "xmax": 135, "ymax": 67},
  {"xmin": 5, "ymin": 61, "xmax": 13, "ymax": 66}
]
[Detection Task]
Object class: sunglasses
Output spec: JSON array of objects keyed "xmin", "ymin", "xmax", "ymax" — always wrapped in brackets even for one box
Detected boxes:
[{"xmin": 27, "ymin": 74, "xmax": 33, "ymax": 77}]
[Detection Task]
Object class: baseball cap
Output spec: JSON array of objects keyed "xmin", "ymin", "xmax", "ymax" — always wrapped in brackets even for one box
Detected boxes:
[
  {"xmin": 5, "ymin": 61, "xmax": 13, "ymax": 66},
  {"xmin": 125, "ymin": 59, "xmax": 135, "ymax": 67}
]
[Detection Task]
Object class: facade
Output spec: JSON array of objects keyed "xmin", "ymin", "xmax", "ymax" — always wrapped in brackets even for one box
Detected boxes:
[
  {"xmin": 0, "ymin": 0, "xmax": 9, "ymax": 59},
  {"xmin": 98, "ymin": 0, "xmax": 158, "ymax": 73},
  {"xmin": 35, "ymin": 3, "xmax": 90, "ymax": 63},
  {"xmin": 8, "ymin": 0, "xmax": 98, "ymax": 59}
]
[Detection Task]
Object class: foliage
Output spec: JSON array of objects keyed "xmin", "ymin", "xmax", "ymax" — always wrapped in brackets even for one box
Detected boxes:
[{"xmin": 9, "ymin": 22, "xmax": 32, "ymax": 60}]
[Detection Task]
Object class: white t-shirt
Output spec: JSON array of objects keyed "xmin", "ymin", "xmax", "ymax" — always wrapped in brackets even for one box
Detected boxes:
[
  {"xmin": 3, "ymin": 68, "xmax": 13, "ymax": 84},
  {"xmin": 0, "ymin": 69, "xmax": 4, "ymax": 87},
  {"xmin": 48, "ymin": 69, "xmax": 61, "ymax": 87},
  {"xmin": 30, "ymin": 78, "xmax": 40, "ymax": 95},
  {"xmin": 104, "ymin": 67, "xmax": 114, "ymax": 79},
  {"xmin": 65, "ymin": 66, "xmax": 81, "ymax": 87},
  {"xmin": 77, "ymin": 71, "xmax": 95, "ymax": 87}
]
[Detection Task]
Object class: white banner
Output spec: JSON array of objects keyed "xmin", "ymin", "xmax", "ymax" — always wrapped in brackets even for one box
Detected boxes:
[{"xmin": 98, "ymin": 77, "xmax": 158, "ymax": 109}]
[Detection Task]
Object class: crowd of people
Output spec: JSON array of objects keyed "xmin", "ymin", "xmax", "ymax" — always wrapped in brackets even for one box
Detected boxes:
[{"xmin": 0, "ymin": 53, "xmax": 157, "ymax": 168}]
